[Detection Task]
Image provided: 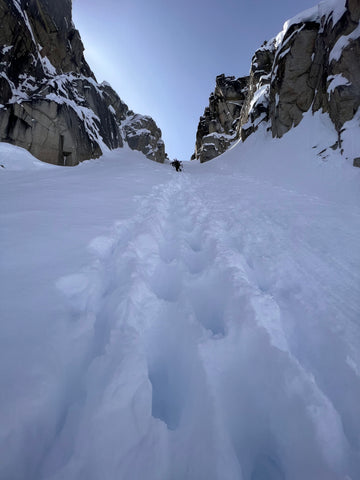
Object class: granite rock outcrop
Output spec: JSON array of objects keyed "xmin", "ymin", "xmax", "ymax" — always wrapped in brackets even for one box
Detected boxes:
[
  {"xmin": 193, "ymin": 0, "xmax": 360, "ymax": 163},
  {"xmin": 269, "ymin": 0, "xmax": 360, "ymax": 142},
  {"xmin": 123, "ymin": 114, "xmax": 165, "ymax": 164},
  {"xmin": 0, "ymin": 0, "xmax": 166, "ymax": 165},
  {"xmin": 193, "ymin": 74, "xmax": 248, "ymax": 163}
]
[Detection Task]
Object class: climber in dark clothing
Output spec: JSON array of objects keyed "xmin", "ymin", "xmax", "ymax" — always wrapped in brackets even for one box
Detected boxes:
[{"xmin": 171, "ymin": 159, "xmax": 182, "ymax": 172}]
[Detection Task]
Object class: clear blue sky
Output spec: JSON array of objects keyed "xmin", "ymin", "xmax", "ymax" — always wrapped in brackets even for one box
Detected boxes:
[{"xmin": 73, "ymin": 0, "xmax": 318, "ymax": 161}]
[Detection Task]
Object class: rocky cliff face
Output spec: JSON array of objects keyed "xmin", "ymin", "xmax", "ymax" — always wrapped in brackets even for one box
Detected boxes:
[
  {"xmin": 193, "ymin": 74, "xmax": 249, "ymax": 163},
  {"xmin": 0, "ymin": 0, "xmax": 165, "ymax": 165},
  {"xmin": 194, "ymin": 0, "xmax": 360, "ymax": 164},
  {"xmin": 269, "ymin": 0, "xmax": 360, "ymax": 143}
]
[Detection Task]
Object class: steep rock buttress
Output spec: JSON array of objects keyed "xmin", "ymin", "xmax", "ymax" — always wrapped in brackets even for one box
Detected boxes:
[
  {"xmin": 0, "ymin": 0, "xmax": 166, "ymax": 165},
  {"xmin": 193, "ymin": 0, "xmax": 360, "ymax": 165}
]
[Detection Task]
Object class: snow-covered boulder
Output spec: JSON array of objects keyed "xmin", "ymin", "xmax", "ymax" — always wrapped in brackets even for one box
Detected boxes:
[{"xmin": 0, "ymin": 0, "xmax": 166, "ymax": 165}]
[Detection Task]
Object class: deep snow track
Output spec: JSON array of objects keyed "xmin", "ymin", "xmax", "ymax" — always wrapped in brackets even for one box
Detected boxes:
[{"xmin": 46, "ymin": 171, "xmax": 360, "ymax": 480}]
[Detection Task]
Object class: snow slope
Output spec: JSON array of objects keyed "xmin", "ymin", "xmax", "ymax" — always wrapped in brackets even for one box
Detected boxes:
[{"xmin": 0, "ymin": 112, "xmax": 360, "ymax": 480}]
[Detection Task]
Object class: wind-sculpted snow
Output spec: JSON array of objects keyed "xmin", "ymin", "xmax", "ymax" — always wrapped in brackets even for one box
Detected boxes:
[
  {"xmin": 0, "ymin": 113, "xmax": 360, "ymax": 479},
  {"xmin": 42, "ymin": 176, "xmax": 357, "ymax": 479}
]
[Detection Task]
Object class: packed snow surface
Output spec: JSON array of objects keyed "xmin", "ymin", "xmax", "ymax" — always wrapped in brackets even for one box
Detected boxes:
[{"xmin": 0, "ymin": 113, "xmax": 360, "ymax": 480}]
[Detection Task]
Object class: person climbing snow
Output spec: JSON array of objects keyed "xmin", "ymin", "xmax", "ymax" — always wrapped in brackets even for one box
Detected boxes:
[{"xmin": 171, "ymin": 159, "xmax": 182, "ymax": 172}]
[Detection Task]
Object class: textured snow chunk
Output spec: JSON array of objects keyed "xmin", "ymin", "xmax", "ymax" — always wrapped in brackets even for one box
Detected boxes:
[
  {"xmin": 88, "ymin": 236, "xmax": 116, "ymax": 258},
  {"xmin": 56, "ymin": 273, "xmax": 90, "ymax": 296}
]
